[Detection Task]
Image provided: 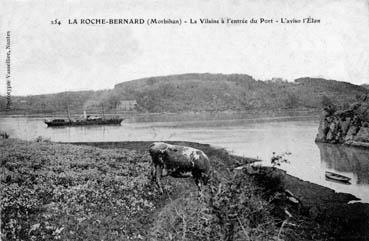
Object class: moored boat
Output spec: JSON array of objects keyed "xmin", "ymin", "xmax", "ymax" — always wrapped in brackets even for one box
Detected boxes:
[
  {"xmin": 44, "ymin": 108, "xmax": 124, "ymax": 127},
  {"xmin": 44, "ymin": 116, "xmax": 124, "ymax": 127},
  {"xmin": 325, "ymin": 171, "xmax": 351, "ymax": 184}
]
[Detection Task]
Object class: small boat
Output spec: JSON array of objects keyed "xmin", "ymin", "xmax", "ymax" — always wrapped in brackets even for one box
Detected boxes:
[{"xmin": 325, "ymin": 171, "xmax": 351, "ymax": 184}]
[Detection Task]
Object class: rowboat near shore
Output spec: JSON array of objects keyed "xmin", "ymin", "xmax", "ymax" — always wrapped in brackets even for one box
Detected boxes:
[{"xmin": 325, "ymin": 171, "xmax": 351, "ymax": 184}]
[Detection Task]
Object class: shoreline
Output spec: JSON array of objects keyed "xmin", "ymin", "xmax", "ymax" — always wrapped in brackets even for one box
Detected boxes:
[
  {"xmin": 2, "ymin": 139, "xmax": 369, "ymax": 240},
  {"xmin": 66, "ymin": 140, "xmax": 365, "ymax": 203}
]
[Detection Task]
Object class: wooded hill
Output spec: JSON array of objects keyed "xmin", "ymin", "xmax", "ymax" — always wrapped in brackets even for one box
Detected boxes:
[{"xmin": 2, "ymin": 73, "xmax": 368, "ymax": 114}]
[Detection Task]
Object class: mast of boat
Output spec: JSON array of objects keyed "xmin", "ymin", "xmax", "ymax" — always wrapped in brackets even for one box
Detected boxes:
[
  {"xmin": 67, "ymin": 103, "xmax": 71, "ymax": 121},
  {"xmin": 101, "ymin": 104, "xmax": 105, "ymax": 120}
]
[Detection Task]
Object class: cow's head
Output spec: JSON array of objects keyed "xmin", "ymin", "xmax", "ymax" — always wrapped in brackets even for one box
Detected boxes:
[
  {"xmin": 149, "ymin": 142, "xmax": 171, "ymax": 164},
  {"xmin": 149, "ymin": 142, "xmax": 169, "ymax": 154}
]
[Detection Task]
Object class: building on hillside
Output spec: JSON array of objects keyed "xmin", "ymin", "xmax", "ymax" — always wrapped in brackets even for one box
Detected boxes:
[
  {"xmin": 118, "ymin": 100, "xmax": 137, "ymax": 111},
  {"xmin": 269, "ymin": 78, "xmax": 288, "ymax": 83}
]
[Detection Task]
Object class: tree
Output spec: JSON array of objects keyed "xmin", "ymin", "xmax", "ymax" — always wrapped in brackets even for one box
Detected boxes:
[
  {"xmin": 107, "ymin": 94, "xmax": 121, "ymax": 111},
  {"xmin": 284, "ymin": 93, "xmax": 299, "ymax": 109},
  {"xmin": 321, "ymin": 95, "xmax": 333, "ymax": 107},
  {"xmin": 0, "ymin": 96, "xmax": 6, "ymax": 111}
]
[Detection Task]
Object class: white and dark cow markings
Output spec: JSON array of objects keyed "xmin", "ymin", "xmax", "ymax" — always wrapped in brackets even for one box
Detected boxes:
[{"xmin": 149, "ymin": 142, "xmax": 211, "ymax": 194}]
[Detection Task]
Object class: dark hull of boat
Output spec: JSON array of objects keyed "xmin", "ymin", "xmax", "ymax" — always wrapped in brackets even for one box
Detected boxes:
[
  {"xmin": 325, "ymin": 171, "xmax": 351, "ymax": 184},
  {"xmin": 325, "ymin": 177, "xmax": 351, "ymax": 185},
  {"xmin": 45, "ymin": 119, "xmax": 124, "ymax": 127}
]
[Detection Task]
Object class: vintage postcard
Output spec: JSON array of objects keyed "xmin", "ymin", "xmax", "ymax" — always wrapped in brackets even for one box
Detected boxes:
[{"xmin": 1, "ymin": 0, "xmax": 369, "ymax": 240}]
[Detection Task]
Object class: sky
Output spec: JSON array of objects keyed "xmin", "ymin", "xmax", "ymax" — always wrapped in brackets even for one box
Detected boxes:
[{"xmin": 0, "ymin": 0, "xmax": 368, "ymax": 95}]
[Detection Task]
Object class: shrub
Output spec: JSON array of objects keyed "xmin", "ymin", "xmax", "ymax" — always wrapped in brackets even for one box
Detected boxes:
[
  {"xmin": 271, "ymin": 152, "xmax": 291, "ymax": 168},
  {"xmin": 150, "ymin": 167, "xmax": 279, "ymax": 240},
  {"xmin": 0, "ymin": 140, "xmax": 161, "ymax": 240}
]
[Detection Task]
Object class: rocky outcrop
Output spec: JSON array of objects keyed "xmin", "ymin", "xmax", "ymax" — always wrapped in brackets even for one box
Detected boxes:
[{"xmin": 315, "ymin": 95, "xmax": 369, "ymax": 148}]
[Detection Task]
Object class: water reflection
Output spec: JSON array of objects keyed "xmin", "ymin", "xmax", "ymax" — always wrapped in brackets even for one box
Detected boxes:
[{"xmin": 317, "ymin": 143, "xmax": 369, "ymax": 185}]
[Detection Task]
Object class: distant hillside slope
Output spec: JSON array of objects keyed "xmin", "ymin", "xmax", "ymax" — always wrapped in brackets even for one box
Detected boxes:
[
  {"xmin": 113, "ymin": 73, "xmax": 368, "ymax": 112},
  {"xmin": 2, "ymin": 73, "xmax": 368, "ymax": 114},
  {"xmin": 2, "ymin": 90, "xmax": 109, "ymax": 114}
]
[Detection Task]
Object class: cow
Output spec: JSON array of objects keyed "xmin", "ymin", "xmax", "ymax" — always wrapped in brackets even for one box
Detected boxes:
[{"xmin": 148, "ymin": 142, "xmax": 211, "ymax": 194}]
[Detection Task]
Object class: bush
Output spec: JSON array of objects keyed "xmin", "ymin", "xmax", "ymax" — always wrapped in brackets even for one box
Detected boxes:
[
  {"xmin": 150, "ymin": 167, "xmax": 279, "ymax": 240},
  {"xmin": 0, "ymin": 140, "xmax": 160, "ymax": 240},
  {"xmin": 249, "ymin": 166, "xmax": 287, "ymax": 200},
  {"xmin": 271, "ymin": 152, "xmax": 291, "ymax": 168},
  {"xmin": 321, "ymin": 95, "xmax": 333, "ymax": 107}
]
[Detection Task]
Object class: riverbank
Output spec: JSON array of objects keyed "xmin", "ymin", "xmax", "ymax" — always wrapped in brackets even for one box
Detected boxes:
[{"xmin": 1, "ymin": 139, "xmax": 368, "ymax": 240}]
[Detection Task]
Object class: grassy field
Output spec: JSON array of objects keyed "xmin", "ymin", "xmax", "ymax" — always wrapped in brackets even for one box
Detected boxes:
[{"xmin": 0, "ymin": 139, "xmax": 366, "ymax": 240}]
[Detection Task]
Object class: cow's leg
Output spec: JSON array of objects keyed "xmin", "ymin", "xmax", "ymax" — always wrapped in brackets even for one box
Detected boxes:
[
  {"xmin": 195, "ymin": 177, "xmax": 201, "ymax": 190},
  {"xmin": 150, "ymin": 165, "xmax": 156, "ymax": 182},
  {"xmin": 155, "ymin": 164, "xmax": 164, "ymax": 194},
  {"xmin": 193, "ymin": 172, "xmax": 203, "ymax": 192},
  {"xmin": 201, "ymin": 172, "xmax": 210, "ymax": 185}
]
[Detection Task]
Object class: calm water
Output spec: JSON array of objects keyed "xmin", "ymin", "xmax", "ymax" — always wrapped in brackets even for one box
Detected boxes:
[{"xmin": 1, "ymin": 116, "xmax": 369, "ymax": 203}]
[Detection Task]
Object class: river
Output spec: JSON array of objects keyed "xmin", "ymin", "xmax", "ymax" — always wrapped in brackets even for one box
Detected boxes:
[{"xmin": 1, "ymin": 116, "xmax": 369, "ymax": 203}]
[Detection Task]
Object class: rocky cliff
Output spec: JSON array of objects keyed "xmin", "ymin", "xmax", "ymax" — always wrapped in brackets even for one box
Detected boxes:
[{"xmin": 315, "ymin": 95, "xmax": 369, "ymax": 148}]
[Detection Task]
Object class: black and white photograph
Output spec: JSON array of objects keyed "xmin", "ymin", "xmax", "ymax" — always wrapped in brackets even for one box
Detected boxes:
[{"xmin": 1, "ymin": 0, "xmax": 369, "ymax": 240}]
